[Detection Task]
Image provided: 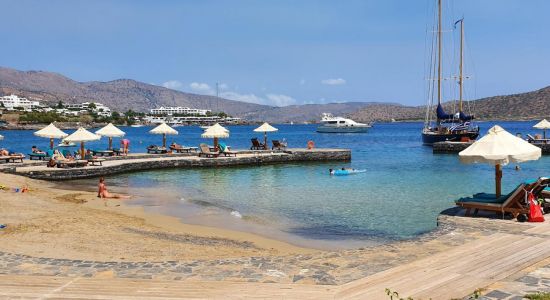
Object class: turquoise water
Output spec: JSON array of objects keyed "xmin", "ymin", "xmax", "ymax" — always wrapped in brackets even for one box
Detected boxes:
[{"xmin": 1, "ymin": 121, "xmax": 548, "ymax": 248}]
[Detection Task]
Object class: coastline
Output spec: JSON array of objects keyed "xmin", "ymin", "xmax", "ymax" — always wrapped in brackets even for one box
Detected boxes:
[
  {"xmin": 4, "ymin": 171, "xmax": 550, "ymax": 296},
  {"xmin": 0, "ymin": 173, "xmax": 313, "ymax": 262}
]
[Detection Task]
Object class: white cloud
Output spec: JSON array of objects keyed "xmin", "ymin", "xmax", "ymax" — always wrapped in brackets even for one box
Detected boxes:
[
  {"xmin": 266, "ymin": 94, "xmax": 296, "ymax": 106},
  {"xmin": 218, "ymin": 83, "xmax": 229, "ymax": 90},
  {"xmin": 189, "ymin": 82, "xmax": 215, "ymax": 95},
  {"xmin": 162, "ymin": 80, "xmax": 184, "ymax": 90},
  {"xmin": 219, "ymin": 91, "xmax": 296, "ymax": 107},
  {"xmin": 321, "ymin": 78, "xmax": 346, "ymax": 85},
  {"xmin": 220, "ymin": 91, "xmax": 264, "ymax": 104}
]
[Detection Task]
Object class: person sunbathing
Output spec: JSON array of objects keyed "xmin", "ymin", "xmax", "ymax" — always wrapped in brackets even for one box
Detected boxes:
[
  {"xmin": 31, "ymin": 146, "xmax": 45, "ymax": 154},
  {"xmin": 0, "ymin": 149, "xmax": 8, "ymax": 156},
  {"xmin": 98, "ymin": 177, "xmax": 130, "ymax": 200}
]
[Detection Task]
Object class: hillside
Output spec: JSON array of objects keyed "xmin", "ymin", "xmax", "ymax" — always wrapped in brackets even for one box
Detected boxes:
[
  {"xmin": 0, "ymin": 67, "xmax": 270, "ymax": 116},
  {"xmin": 242, "ymin": 102, "xmax": 393, "ymax": 123},
  {"xmin": 1, "ymin": 66, "xmax": 549, "ymax": 122},
  {"xmin": 349, "ymin": 86, "xmax": 550, "ymax": 122}
]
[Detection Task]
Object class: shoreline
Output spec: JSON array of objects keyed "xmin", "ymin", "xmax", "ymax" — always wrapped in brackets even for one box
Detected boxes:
[
  {"xmin": 0, "ymin": 173, "xmax": 314, "ymax": 262},
  {"xmin": 4, "ymin": 171, "xmax": 550, "ymax": 293}
]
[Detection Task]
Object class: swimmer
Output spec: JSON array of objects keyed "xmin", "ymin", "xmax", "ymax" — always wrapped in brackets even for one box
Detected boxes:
[{"xmin": 329, "ymin": 168, "xmax": 335, "ymax": 175}]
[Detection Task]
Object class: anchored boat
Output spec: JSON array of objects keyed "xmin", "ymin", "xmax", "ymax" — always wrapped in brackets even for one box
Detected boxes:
[
  {"xmin": 421, "ymin": 0, "xmax": 479, "ymax": 145},
  {"xmin": 316, "ymin": 113, "xmax": 371, "ymax": 133}
]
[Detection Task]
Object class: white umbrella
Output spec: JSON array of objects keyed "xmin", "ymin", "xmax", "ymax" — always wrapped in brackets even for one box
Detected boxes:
[
  {"xmin": 149, "ymin": 123, "xmax": 178, "ymax": 148},
  {"xmin": 459, "ymin": 125, "xmax": 542, "ymax": 198},
  {"xmin": 64, "ymin": 127, "xmax": 101, "ymax": 158},
  {"xmin": 201, "ymin": 123, "xmax": 229, "ymax": 150},
  {"xmin": 254, "ymin": 122, "xmax": 278, "ymax": 150},
  {"xmin": 95, "ymin": 123, "xmax": 126, "ymax": 150},
  {"xmin": 34, "ymin": 123, "xmax": 68, "ymax": 149},
  {"xmin": 533, "ymin": 119, "xmax": 550, "ymax": 139}
]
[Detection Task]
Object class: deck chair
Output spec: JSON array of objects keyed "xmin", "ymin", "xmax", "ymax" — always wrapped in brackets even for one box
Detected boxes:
[
  {"xmin": 84, "ymin": 153, "xmax": 105, "ymax": 166},
  {"xmin": 272, "ymin": 140, "xmax": 287, "ymax": 150},
  {"xmin": 198, "ymin": 143, "xmax": 219, "ymax": 158},
  {"xmin": 250, "ymin": 138, "xmax": 265, "ymax": 150},
  {"xmin": 218, "ymin": 142, "xmax": 237, "ymax": 157},
  {"xmin": 456, "ymin": 177, "xmax": 550, "ymax": 218},
  {"xmin": 147, "ymin": 145, "xmax": 167, "ymax": 154}
]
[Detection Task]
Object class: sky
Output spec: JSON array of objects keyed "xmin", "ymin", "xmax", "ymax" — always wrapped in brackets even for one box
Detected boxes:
[{"xmin": 1, "ymin": 0, "xmax": 549, "ymax": 107}]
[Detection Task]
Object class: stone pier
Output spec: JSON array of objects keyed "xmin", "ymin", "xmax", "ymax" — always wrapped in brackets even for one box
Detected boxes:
[
  {"xmin": 8, "ymin": 148, "xmax": 351, "ymax": 180},
  {"xmin": 433, "ymin": 141, "xmax": 550, "ymax": 154},
  {"xmin": 432, "ymin": 141, "xmax": 472, "ymax": 154}
]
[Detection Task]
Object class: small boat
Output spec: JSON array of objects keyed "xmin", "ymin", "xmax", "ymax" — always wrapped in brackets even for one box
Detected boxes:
[
  {"xmin": 200, "ymin": 125, "xmax": 210, "ymax": 130},
  {"xmin": 316, "ymin": 113, "xmax": 371, "ymax": 133},
  {"xmin": 130, "ymin": 124, "xmax": 144, "ymax": 128}
]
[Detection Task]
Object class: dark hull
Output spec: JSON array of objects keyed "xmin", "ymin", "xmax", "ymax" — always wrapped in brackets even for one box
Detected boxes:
[{"xmin": 422, "ymin": 131, "xmax": 480, "ymax": 145}]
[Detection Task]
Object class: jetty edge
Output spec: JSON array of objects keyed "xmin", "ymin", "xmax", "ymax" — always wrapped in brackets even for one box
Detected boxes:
[{"xmin": 4, "ymin": 148, "xmax": 351, "ymax": 180}]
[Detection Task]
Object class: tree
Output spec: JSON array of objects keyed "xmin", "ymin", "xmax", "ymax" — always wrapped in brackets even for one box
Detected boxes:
[
  {"xmin": 56, "ymin": 101, "xmax": 64, "ymax": 109},
  {"xmin": 88, "ymin": 103, "xmax": 97, "ymax": 110}
]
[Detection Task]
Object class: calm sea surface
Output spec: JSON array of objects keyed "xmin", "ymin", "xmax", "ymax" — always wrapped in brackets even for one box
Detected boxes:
[{"xmin": 1, "ymin": 121, "xmax": 548, "ymax": 249}]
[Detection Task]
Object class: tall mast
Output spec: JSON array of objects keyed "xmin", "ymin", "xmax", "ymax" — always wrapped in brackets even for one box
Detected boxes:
[
  {"xmin": 458, "ymin": 18, "xmax": 464, "ymax": 112},
  {"xmin": 437, "ymin": 0, "xmax": 442, "ymax": 124}
]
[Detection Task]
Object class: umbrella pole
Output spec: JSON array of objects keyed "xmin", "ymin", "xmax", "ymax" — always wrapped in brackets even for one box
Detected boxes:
[
  {"xmin": 163, "ymin": 134, "xmax": 166, "ymax": 148},
  {"xmin": 495, "ymin": 164, "xmax": 502, "ymax": 198},
  {"xmin": 214, "ymin": 137, "xmax": 218, "ymax": 151},
  {"xmin": 81, "ymin": 142, "xmax": 85, "ymax": 158},
  {"xmin": 264, "ymin": 132, "xmax": 267, "ymax": 150},
  {"xmin": 109, "ymin": 137, "xmax": 113, "ymax": 150},
  {"xmin": 50, "ymin": 138, "xmax": 54, "ymax": 150}
]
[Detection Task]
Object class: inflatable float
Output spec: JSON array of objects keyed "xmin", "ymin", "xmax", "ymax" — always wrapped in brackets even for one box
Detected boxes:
[{"xmin": 332, "ymin": 169, "xmax": 366, "ymax": 176}]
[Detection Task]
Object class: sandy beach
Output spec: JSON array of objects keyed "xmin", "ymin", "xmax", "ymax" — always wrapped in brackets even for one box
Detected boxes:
[
  {"xmin": 4, "ymin": 171, "xmax": 550, "ymax": 299},
  {"xmin": 0, "ymin": 173, "xmax": 313, "ymax": 262}
]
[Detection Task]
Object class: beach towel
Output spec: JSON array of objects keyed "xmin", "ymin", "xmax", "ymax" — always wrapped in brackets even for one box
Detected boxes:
[
  {"xmin": 528, "ymin": 193, "xmax": 545, "ymax": 222},
  {"xmin": 218, "ymin": 142, "xmax": 227, "ymax": 152}
]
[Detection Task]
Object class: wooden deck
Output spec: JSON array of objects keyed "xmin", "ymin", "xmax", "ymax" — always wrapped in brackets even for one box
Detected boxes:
[{"xmin": 3, "ymin": 221, "xmax": 550, "ymax": 299}]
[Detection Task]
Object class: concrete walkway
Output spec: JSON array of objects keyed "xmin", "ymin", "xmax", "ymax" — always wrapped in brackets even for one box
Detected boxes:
[{"xmin": 2, "ymin": 218, "xmax": 550, "ymax": 299}]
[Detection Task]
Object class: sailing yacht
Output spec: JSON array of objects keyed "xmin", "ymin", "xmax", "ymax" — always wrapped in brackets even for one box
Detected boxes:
[{"xmin": 421, "ymin": 0, "xmax": 479, "ymax": 145}]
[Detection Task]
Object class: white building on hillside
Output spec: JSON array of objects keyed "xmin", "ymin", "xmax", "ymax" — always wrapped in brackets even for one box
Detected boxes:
[
  {"xmin": 66, "ymin": 102, "xmax": 112, "ymax": 117},
  {"xmin": 151, "ymin": 106, "xmax": 210, "ymax": 116},
  {"xmin": 0, "ymin": 94, "xmax": 41, "ymax": 111}
]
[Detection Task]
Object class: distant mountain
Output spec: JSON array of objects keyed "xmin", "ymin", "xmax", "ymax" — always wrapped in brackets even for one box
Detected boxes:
[
  {"xmin": 349, "ymin": 86, "xmax": 550, "ymax": 122},
  {"xmin": 1, "ymin": 66, "xmax": 549, "ymax": 122},
  {"xmin": 242, "ymin": 102, "xmax": 396, "ymax": 123},
  {"xmin": 0, "ymin": 67, "xmax": 270, "ymax": 116}
]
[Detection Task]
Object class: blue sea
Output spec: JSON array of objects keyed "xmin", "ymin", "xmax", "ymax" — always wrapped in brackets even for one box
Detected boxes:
[{"xmin": 1, "ymin": 121, "xmax": 548, "ymax": 249}]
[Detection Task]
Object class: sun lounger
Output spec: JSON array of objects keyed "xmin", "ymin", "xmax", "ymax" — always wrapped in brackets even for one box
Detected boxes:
[
  {"xmin": 0, "ymin": 154, "xmax": 25, "ymax": 163},
  {"xmin": 199, "ymin": 143, "xmax": 219, "ymax": 158},
  {"xmin": 92, "ymin": 150, "xmax": 114, "ymax": 156},
  {"xmin": 218, "ymin": 142, "xmax": 237, "ymax": 157},
  {"xmin": 28, "ymin": 152, "xmax": 48, "ymax": 160},
  {"xmin": 272, "ymin": 140, "xmax": 287, "ymax": 150},
  {"xmin": 170, "ymin": 144, "xmax": 198, "ymax": 153},
  {"xmin": 56, "ymin": 160, "xmax": 77, "ymax": 168},
  {"xmin": 84, "ymin": 154, "xmax": 105, "ymax": 166},
  {"xmin": 250, "ymin": 138, "xmax": 266, "ymax": 150},
  {"xmin": 527, "ymin": 134, "xmax": 550, "ymax": 144},
  {"xmin": 456, "ymin": 177, "xmax": 550, "ymax": 218},
  {"xmin": 147, "ymin": 145, "xmax": 167, "ymax": 154}
]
